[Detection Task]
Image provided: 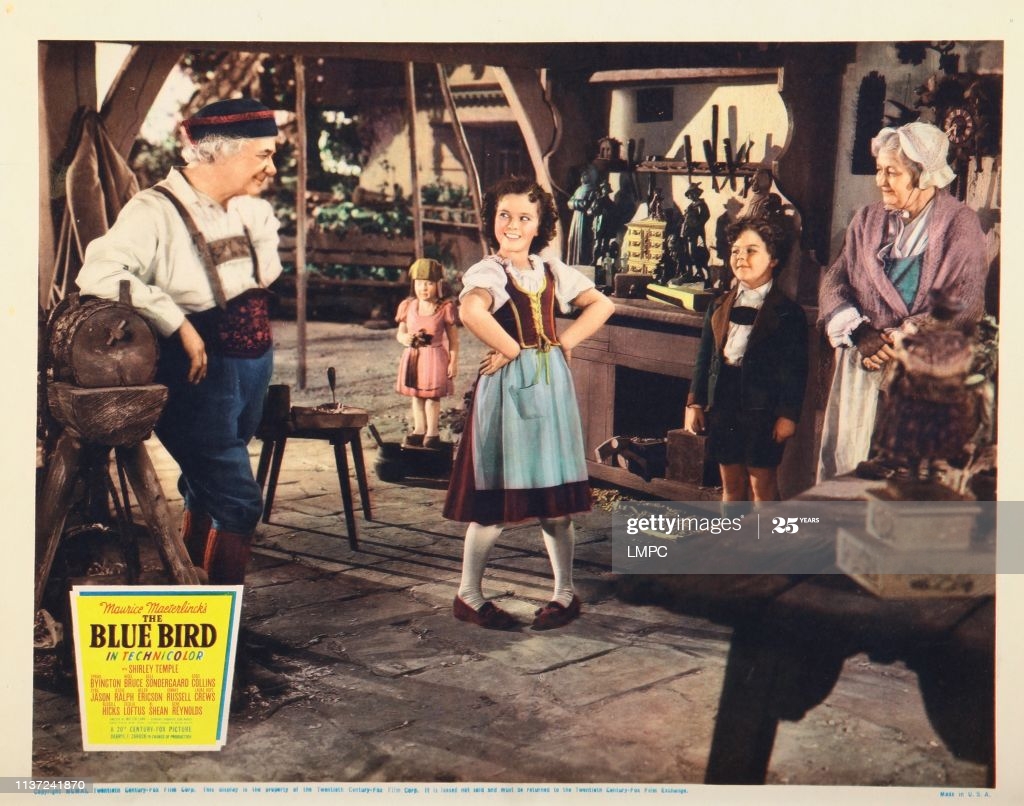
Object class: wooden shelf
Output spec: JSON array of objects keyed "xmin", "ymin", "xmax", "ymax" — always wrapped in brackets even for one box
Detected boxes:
[
  {"xmin": 633, "ymin": 160, "xmax": 760, "ymax": 179},
  {"xmin": 589, "ymin": 67, "xmax": 782, "ymax": 86},
  {"xmin": 607, "ymin": 297, "xmax": 706, "ymax": 329},
  {"xmin": 421, "ymin": 204, "xmax": 479, "ymax": 230},
  {"xmin": 421, "ymin": 216, "xmax": 481, "ymax": 231}
]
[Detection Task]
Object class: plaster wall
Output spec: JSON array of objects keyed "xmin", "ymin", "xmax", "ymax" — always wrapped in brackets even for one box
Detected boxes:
[
  {"xmin": 606, "ymin": 79, "xmax": 790, "ymax": 254},
  {"xmin": 360, "ymin": 108, "xmax": 488, "ymax": 201}
]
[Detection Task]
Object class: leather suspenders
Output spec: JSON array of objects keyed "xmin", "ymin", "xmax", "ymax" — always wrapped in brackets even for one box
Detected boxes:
[{"xmin": 152, "ymin": 184, "xmax": 262, "ymax": 310}]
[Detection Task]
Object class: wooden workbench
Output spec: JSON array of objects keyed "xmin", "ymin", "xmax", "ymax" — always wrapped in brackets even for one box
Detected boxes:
[{"xmin": 615, "ymin": 476, "xmax": 995, "ymax": 785}]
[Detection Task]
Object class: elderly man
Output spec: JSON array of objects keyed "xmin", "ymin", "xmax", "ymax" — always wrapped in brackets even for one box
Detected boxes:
[{"xmin": 76, "ymin": 98, "xmax": 283, "ymax": 585}]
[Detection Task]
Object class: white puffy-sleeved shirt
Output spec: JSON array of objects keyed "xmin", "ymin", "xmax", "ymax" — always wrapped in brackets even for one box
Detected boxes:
[
  {"xmin": 459, "ymin": 254, "xmax": 594, "ymax": 313},
  {"xmin": 76, "ymin": 168, "xmax": 283, "ymax": 337}
]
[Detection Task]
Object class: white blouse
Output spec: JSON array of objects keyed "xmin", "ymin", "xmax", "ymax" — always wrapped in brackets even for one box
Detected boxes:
[
  {"xmin": 460, "ymin": 254, "xmax": 594, "ymax": 314},
  {"xmin": 77, "ymin": 168, "xmax": 283, "ymax": 337}
]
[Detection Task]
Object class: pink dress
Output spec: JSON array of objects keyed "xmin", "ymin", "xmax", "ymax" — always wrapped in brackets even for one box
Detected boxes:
[{"xmin": 395, "ymin": 298, "xmax": 456, "ymax": 399}]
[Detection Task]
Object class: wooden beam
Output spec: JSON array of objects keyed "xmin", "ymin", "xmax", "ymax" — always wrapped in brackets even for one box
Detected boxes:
[
  {"xmin": 295, "ymin": 55, "xmax": 309, "ymax": 390},
  {"xmin": 589, "ymin": 67, "xmax": 781, "ymax": 86},
  {"xmin": 406, "ymin": 62, "xmax": 424, "ymax": 260},
  {"xmin": 99, "ymin": 44, "xmax": 183, "ymax": 159},
  {"xmin": 96, "ymin": 42, "xmax": 580, "ymax": 71},
  {"xmin": 491, "ymin": 66, "xmax": 562, "ymax": 255},
  {"xmin": 39, "ymin": 42, "xmax": 98, "ymax": 307},
  {"xmin": 435, "ymin": 64, "xmax": 488, "ymax": 255}
]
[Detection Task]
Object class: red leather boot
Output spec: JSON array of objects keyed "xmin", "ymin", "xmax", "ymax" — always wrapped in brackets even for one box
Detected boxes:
[
  {"xmin": 180, "ymin": 510, "xmax": 213, "ymax": 568},
  {"xmin": 203, "ymin": 529, "xmax": 253, "ymax": 585}
]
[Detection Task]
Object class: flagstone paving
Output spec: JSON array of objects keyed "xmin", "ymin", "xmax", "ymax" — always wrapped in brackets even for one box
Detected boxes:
[{"xmin": 32, "ymin": 321, "xmax": 989, "ymax": 787}]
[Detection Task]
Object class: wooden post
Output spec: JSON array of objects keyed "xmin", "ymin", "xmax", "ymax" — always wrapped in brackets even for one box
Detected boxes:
[
  {"xmin": 436, "ymin": 64, "xmax": 488, "ymax": 255},
  {"xmin": 405, "ymin": 62, "xmax": 424, "ymax": 259},
  {"xmin": 99, "ymin": 44, "xmax": 184, "ymax": 159},
  {"xmin": 38, "ymin": 42, "xmax": 98, "ymax": 309},
  {"xmin": 34, "ymin": 431, "xmax": 86, "ymax": 610},
  {"xmin": 492, "ymin": 66, "xmax": 562, "ymax": 254},
  {"xmin": 294, "ymin": 55, "xmax": 309, "ymax": 389}
]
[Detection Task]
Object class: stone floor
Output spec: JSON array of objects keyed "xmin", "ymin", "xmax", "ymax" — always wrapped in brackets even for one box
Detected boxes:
[{"xmin": 32, "ymin": 321, "xmax": 991, "ymax": 789}]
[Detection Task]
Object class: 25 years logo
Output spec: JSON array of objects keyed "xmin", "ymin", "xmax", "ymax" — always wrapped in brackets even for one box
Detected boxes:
[{"xmin": 771, "ymin": 516, "xmax": 820, "ymax": 534}]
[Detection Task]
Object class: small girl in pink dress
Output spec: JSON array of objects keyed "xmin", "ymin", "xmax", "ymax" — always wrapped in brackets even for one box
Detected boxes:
[{"xmin": 395, "ymin": 258, "xmax": 459, "ymax": 449}]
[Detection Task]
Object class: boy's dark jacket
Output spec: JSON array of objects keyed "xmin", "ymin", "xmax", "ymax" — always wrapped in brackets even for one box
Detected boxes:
[{"xmin": 686, "ymin": 283, "xmax": 809, "ymax": 422}]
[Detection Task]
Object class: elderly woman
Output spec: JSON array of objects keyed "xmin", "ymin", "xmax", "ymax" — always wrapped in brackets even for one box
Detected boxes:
[
  {"xmin": 817, "ymin": 121, "xmax": 989, "ymax": 481},
  {"xmin": 76, "ymin": 98, "xmax": 282, "ymax": 584}
]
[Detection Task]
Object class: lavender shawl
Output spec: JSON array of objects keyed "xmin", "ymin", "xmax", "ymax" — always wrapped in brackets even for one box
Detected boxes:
[{"xmin": 818, "ymin": 190, "xmax": 988, "ymax": 331}]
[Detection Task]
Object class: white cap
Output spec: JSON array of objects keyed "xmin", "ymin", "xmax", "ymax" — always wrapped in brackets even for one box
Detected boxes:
[{"xmin": 872, "ymin": 122, "xmax": 956, "ymax": 190}]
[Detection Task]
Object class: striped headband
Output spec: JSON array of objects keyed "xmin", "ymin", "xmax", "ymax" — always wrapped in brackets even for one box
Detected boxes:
[{"xmin": 183, "ymin": 98, "xmax": 278, "ymax": 142}]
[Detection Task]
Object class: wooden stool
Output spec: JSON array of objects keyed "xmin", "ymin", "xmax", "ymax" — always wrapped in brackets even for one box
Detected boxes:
[
  {"xmin": 37, "ymin": 383, "xmax": 201, "ymax": 611},
  {"xmin": 255, "ymin": 387, "xmax": 372, "ymax": 550}
]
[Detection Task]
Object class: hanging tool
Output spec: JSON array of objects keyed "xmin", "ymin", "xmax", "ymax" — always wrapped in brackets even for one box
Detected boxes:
[
  {"xmin": 723, "ymin": 138, "xmax": 737, "ymax": 192},
  {"xmin": 702, "ymin": 139, "xmax": 720, "ymax": 192},
  {"xmin": 683, "ymin": 135, "xmax": 694, "ymax": 185},
  {"xmin": 735, "ymin": 133, "xmax": 753, "ymax": 165},
  {"xmin": 710, "ymin": 105, "xmax": 719, "ymax": 164}
]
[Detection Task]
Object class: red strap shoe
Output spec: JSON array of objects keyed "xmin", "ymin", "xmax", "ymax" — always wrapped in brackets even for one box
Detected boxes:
[
  {"xmin": 452, "ymin": 596, "xmax": 520, "ymax": 630},
  {"xmin": 531, "ymin": 594, "xmax": 581, "ymax": 630}
]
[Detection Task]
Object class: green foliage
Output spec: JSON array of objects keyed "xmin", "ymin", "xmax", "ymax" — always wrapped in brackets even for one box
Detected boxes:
[
  {"xmin": 313, "ymin": 194, "xmax": 413, "ymax": 240},
  {"xmin": 128, "ymin": 135, "xmax": 179, "ymax": 190},
  {"xmin": 133, "ymin": 52, "xmax": 444, "ymax": 282},
  {"xmin": 310, "ymin": 109, "xmax": 364, "ymax": 193},
  {"xmin": 421, "ymin": 178, "xmax": 473, "ymax": 209},
  {"xmin": 281, "ymin": 262, "xmax": 404, "ymax": 282}
]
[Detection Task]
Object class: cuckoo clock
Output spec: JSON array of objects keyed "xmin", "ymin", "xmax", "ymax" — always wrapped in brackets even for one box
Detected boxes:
[
  {"xmin": 895, "ymin": 43, "xmax": 1002, "ymax": 201},
  {"xmin": 929, "ymin": 74, "xmax": 1001, "ymax": 200}
]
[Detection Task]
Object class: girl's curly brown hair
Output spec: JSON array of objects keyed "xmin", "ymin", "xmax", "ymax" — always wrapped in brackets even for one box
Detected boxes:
[
  {"xmin": 482, "ymin": 176, "xmax": 558, "ymax": 253},
  {"xmin": 725, "ymin": 215, "xmax": 793, "ymax": 274}
]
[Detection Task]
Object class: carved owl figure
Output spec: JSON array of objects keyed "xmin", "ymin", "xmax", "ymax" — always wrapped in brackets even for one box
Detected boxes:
[{"xmin": 872, "ymin": 292, "xmax": 982, "ymax": 479}]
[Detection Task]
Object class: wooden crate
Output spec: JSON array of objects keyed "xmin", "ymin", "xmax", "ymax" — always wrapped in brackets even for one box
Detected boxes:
[
  {"xmin": 864, "ymin": 487, "xmax": 979, "ymax": 551},
  {"xmin": 666, "ymin": 428, "xmax": 720, "ymax": 488},
  {"xmin": 836, "ymin": 527, "xmax": 994, "ymax": 598},
  {"xmin": 613, "ymin": 273, "xmax": 654, "ymax": 299}
]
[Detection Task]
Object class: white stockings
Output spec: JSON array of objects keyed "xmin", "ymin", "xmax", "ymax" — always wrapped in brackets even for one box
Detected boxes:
[
  {"xmin": 457, "ymin": 518, "xmax": 577, "ymax": 611},
  {"xmin": 457, "ymin": 521, "xmax": 504, "ymax": 610}
]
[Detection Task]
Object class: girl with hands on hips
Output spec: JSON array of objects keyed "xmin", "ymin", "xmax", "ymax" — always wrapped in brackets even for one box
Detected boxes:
[{"xmin": 444, "ymin": 176, "xmax": 613, "ymax": 632}]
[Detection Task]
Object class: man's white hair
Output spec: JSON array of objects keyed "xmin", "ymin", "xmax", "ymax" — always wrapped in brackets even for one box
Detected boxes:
[{"xmin": 182, "ymin": 134, "xmax": 246, "ymax": 166}]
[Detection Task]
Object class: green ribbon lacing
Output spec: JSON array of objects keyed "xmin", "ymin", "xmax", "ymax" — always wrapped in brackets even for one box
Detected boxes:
[
  {"xmin": 530, "ymin": 335, "xmax": 554, "ymax": 386},
  {"xmin": 526, "ymin": 285, "xmax": 555, "ymax": 386}
]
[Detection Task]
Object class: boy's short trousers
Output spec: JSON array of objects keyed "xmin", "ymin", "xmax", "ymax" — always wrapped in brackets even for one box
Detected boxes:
[{"xmin": 706, "ymin": 364, "xmax": 786, "ymax": 469}]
